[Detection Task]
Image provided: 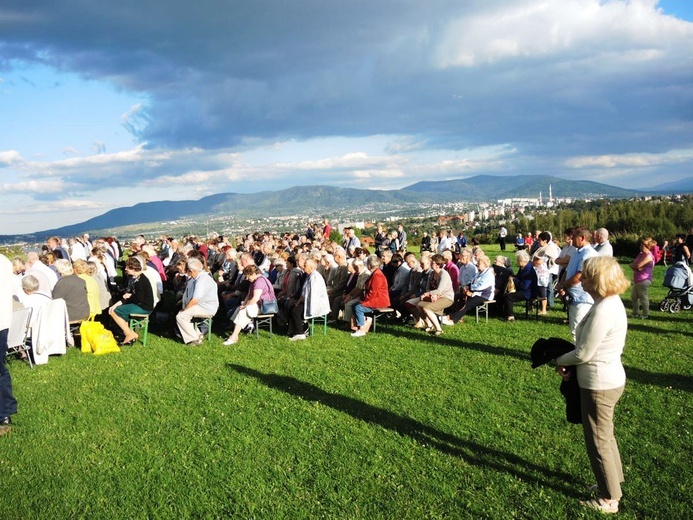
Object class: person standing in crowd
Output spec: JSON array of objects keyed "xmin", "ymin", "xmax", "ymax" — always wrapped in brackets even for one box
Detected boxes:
[
  {"xmin": 629, "ymin": 238, "xmax": 656, "ymax": 319},
  {"xmin": 499, "ymin": 225, "xmax": 508, "ymax": 251},
  {"xmin": 556, "ymin": 256, "xmax": 630, "ymax": 514},
  {"xmin": 593, "ymin": 228, "xmax": 614, "ymax": 256},
  {"xmin": 0, "ymin": 254, "xmax": 18, "ymax": 437},
  {"xmin": 437, "ymin": 230, "xmax": 452, "ymax": 254},
  {"xmin": 322, "ymin": 218, "xmax": 332, "ymax": 240},
  {"xmin": 397, "ymin": 224, "xmax": 408, "ymax": 253},
  {"xmin": 672, "ymin": 233, "xmax": 691, "ymax": 264},
  {"xmin": 556, "ymin": 227, "xmax": 599, "ymax": 339},
  {"xmin": 420, "ymin": 231, "xmax": 432, "ymax": 253}
]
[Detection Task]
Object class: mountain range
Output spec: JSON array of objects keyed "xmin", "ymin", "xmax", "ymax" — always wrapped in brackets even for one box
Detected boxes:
[{"xmin": 1, "ymin": 174, "xmax": 679, "ymax": 242}]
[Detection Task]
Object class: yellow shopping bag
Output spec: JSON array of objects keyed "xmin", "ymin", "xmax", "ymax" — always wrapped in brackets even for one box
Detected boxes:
[{"xmin": 80, "ymin": 319, "xmax": 104, "ymax": 354}]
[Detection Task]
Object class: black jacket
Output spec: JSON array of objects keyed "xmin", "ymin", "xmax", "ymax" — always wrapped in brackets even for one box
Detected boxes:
[{"xmin": 531, "ymin": 337, "xmax": 581, "ymax": 424}]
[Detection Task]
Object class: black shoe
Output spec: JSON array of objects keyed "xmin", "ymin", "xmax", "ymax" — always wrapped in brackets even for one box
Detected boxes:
[{"xmin": 0, "ymin": 417, "xmax": 11, "ymax": 426}]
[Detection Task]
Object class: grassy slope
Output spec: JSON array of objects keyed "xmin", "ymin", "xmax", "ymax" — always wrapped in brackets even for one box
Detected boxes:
[{"xmin": 1, "ymin": 252, "xmax": 691, "ymax": 519}]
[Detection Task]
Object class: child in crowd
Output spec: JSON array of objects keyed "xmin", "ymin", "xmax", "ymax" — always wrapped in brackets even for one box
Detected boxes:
[{"xmin": 532, "ymin": 253, "xmax": 550, "ymax": 315}]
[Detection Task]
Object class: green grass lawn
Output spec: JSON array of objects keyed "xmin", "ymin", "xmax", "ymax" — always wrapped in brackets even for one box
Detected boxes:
[{"xmin": 1, "ymin": 253, "xmax": 691, "ymax": 519}]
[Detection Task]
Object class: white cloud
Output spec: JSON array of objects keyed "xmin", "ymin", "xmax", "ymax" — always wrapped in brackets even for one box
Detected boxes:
[
  {"xmin": 0, "ymin": 179, "xmax": 66, "ymax": 194},
  {"xmin": 353, "ymin": 168, "xmax": 405, "ymax": 179},
  {"xmin": 435, "ymin": 0, "xmax": 692, "ymax": 68},
  {"xmin": 566, "ymin": 148, "xmax": 693, "ymax": 168},
  {"xmin": 0, "ymin": 150, "xmax": 23, "ymax": 166}
]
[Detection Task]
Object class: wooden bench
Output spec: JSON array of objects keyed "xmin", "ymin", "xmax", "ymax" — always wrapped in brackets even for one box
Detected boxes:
[{"xmin": 369, "ymin": 307, "xmax": 395, "ymax": 332}]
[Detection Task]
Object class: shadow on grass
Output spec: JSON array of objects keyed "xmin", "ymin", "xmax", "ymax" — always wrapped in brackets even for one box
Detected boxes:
[
  {"xmin": 375, "ymin": 324, "xmax": 693, "ymax": 393},
  {"xmin": 373, "ymin": 325, "xmax": 530, "ymax": 363},
  {"xmin": 227, "ymin": 363, "xmax": 582, "ymax": 497},
  {"xmin": 624, "ymin": 366, "xmax": 693, "ymax": 393}
]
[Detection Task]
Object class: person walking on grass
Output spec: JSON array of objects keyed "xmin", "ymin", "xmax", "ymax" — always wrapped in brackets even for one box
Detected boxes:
[{"xmin": 556, "ymin": 256, "xmax": 630, "ymax": 515}]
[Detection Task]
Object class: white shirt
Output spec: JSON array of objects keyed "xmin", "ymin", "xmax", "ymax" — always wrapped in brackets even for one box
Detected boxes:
[
  {"xmin": 437, "ymin": 236, "xmax": 452, "ymax": 254},
  {"xmin": 556, "ymin": 295, "xmax": 627, "ymax": 390},
  {"xmin": 0, "ymin": 254, "xmax": 13, "ymax": 331}
]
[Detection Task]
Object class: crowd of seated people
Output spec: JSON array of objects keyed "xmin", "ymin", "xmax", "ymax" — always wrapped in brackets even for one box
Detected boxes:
[{"xmin": 12, "ymin": 223, "xmax": 664, "ymax": 354}]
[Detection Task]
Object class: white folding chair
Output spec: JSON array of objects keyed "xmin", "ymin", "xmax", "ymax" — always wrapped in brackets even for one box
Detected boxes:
[{"xmin": 8, "ymin": 307, "xmax": 33, "ymax": 369}]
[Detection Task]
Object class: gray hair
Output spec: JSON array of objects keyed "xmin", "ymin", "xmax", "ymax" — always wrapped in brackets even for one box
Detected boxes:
[
  {"xmin": 22, "ymin": 275, "xmax": 40, "ymax": 293},
  {"xmin": 54, "ymin": 259, "xmax": 74, "ymax": 277},
  {"xmin": 187, "ymin": 257, "xmax": 204, "ymax": 272},
  {"xmin": 515, "ymin": 250, "xmax": 531, "ymax": 264},
  {"xmin": 366, "ymin": 254, "xmax": 381, "ymax": 270}
]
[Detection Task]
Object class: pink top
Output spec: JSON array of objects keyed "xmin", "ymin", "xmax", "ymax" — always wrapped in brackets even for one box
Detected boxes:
[{"xmin": 633, "ymin": 252, "xmax": 654, "ymax": 283}]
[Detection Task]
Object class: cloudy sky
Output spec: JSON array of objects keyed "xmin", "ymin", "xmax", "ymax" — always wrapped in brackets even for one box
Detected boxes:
[{"xmin": 1, "ymin": 0, "xmax": 692, "ymax": 234}]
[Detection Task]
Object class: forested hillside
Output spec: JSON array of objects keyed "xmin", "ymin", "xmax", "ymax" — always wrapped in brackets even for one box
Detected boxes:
[{"xmin": 502, "ymin": 197, "xmax": 693, "ymax": 256}]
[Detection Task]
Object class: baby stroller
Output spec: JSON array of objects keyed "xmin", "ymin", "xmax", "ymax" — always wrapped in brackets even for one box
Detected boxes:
[{"xmin": 659, "ymin": 261, "xmax": 693, "ymax": 313}]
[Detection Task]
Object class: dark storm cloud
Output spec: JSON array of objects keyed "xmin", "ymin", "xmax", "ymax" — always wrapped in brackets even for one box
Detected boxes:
[{"xmin": 1, "ymin": 0, "xmax": 692, "ymax": 176}]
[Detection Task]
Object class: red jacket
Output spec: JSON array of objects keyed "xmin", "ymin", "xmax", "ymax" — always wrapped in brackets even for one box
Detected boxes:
[{"xmin": 361, "ymin": 268, "xmax": 390, "ymax": 308}]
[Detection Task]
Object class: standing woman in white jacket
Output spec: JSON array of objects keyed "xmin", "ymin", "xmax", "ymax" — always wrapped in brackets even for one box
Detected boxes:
[{"xmin": 556, "ymin": 256, "xmax": 630, "ymax": 514}]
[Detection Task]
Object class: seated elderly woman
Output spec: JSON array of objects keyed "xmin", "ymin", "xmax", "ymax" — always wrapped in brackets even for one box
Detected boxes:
[
  {"xmin": 109, "ymin": 257, "xmax": 155, "ymax": 345},
  {"xmin": 349, "ymin": 255, "xmax": 389, "ymax": 338},
  {"xmin": 442, "ymin": 254, "xmax": 494, "ymax": 325},
  {"xmin": 72, "ymin": 259, "xmax": 102, "ymax": 319},
  {"xmin": 52, "ymin": 259, "xmax": 91, "ymax": 323},
  {"xmin": 412, "ymin": 254, "xmax": 454, "ymax": 335},
  {"xmin": 87, "ymin": 260, "xmax": 111, "ymax": 317},
  {"xmin": 341, "ymin": 258, "xmax": 371, "ymax": 325},
  {"xmin": 491, "ymin": 255, "xmax": 514, "ymax": 315},
  {"xmin": 223, "ymin": 265, "xmax": 276, "ymax": 345},
  {"xmin": 502, "ymin": 250, "xmax": 538, "ymax": 321}
]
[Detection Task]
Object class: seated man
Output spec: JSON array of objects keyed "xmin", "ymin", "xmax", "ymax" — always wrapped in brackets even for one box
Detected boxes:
[
  {"xmin": 176, "ymin": 258, "xmax": 219, "ymax": 345},
  {"xmin": 25, "ymin": 251, "xmax": 57, "ymax": 296},
  {"xmin": 342, "ymin": 258, "xmax": 373, "ymax": 325},
  {"xmin": 326, "ymin": 248, "xmax": 349, "ymax": 310},
  {"xmin": 394, "ymin": 252, "xmax": 421, "ymax": 321},
  {"xmin": 388, "ymin": 253, "xmax": 410, "ymax": 301},
  {"xmin": 515, "ymin": 234, "xmax": 526, "ymax": 251},
  {"xmin": 443, "ymin": 255, "xmax": 494, "ymax": 325}
]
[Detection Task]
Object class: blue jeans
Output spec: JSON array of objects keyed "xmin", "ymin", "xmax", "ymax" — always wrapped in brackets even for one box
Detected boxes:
[
  {"xmin": 352, "ymin": 303, "xmax": 372, "ymax": 327},
  {"xmin": 0, "ymin": 329, "xmax": 18, "ymax": 419}
]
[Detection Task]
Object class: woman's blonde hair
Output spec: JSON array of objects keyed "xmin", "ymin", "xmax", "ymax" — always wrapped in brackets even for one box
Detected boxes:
[
  {"xmin": 581, "ymin": 256, "xmax": 630, "ymax": 297},
  {"xmin": 73, "ymin": 259, "xmax": 88, "ymax": 275},
  {"xmin": 641, "ymin": 237, "xmax": 657, "ymax": 251}
]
